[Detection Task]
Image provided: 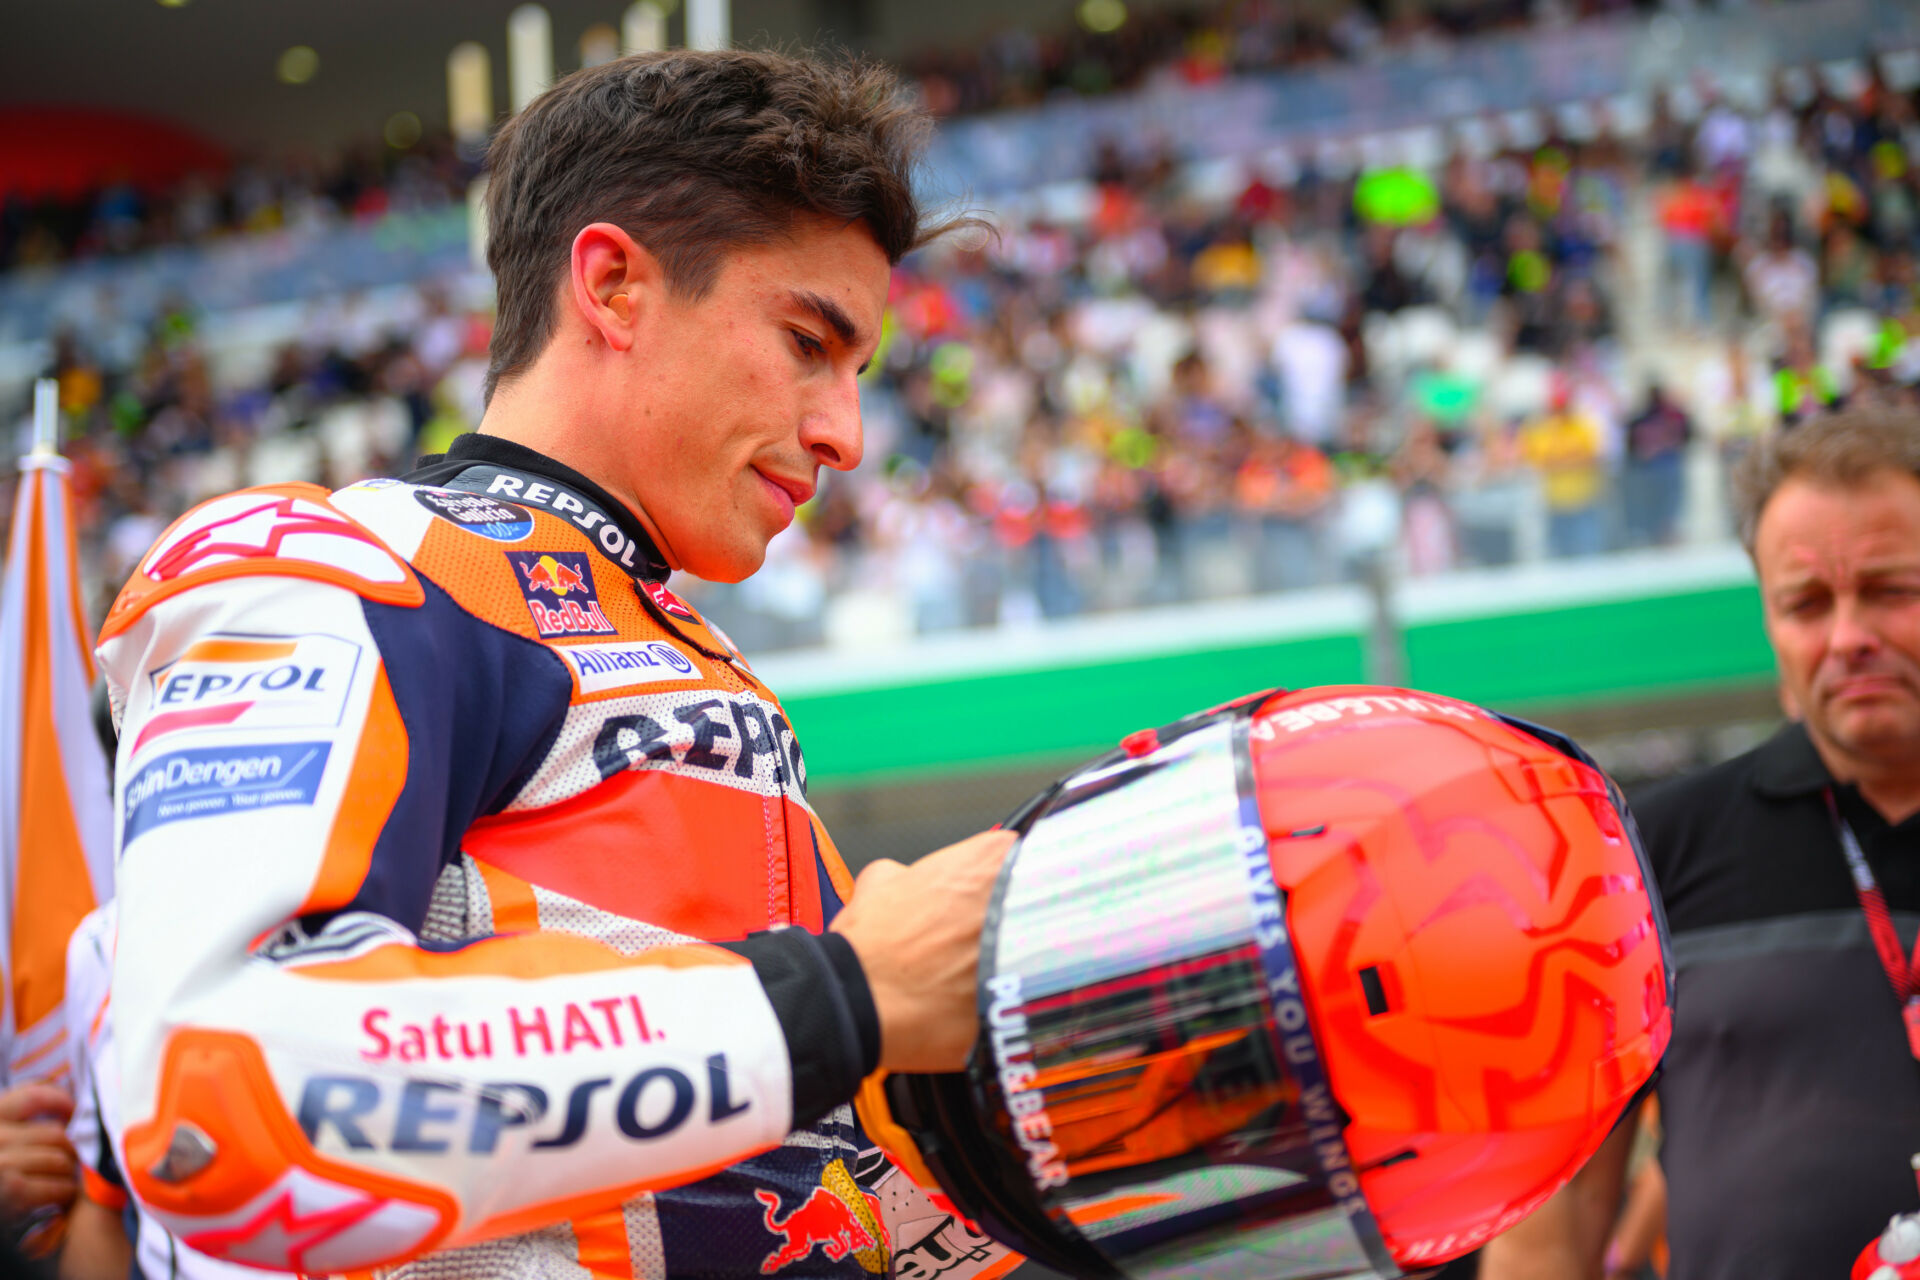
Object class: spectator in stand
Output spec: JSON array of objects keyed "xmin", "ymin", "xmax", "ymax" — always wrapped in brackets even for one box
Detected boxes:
[
  {"xmin": 1651, "ymin": 167, "xmax": 1728, "ymax": 330},
  {"xmin": 1744, "ymin": 207, "xmax": 1822, "ymax": 331},
  {"xmin": 1775, "ymin": 320, "xmax": 1841, "ymax": 428},
  {"xmin": 1622, "ymin": 382, "xmax": 1695, "ymax": 547},
  {"xmin": 1520, "ymin": 381, "xmax": 1608, "ymax": 558},
  {"xmin": 1448, "ymin": 159, "xmax": 1511, "ymax": 324},
  {"xmin": 1484, "ymin": 407, "xmax": 1920, "ymax": 1280},
  {"xmin": 1358, "ymin": 225, "xmax": 1425, "ymax": 315},
  {"xmin": 1236, "ymin": 427, "xmax": 1333, "ymax": 592},
  {"xmin": 1270, "ymin": 315, "xmax": 1349, "ymax": 448},
  {"xmin": 1501, "ymin": 213, "xmax": 1559, "ymax": 353},
  {"xmin": 13, "ymin": 31, "xmax": 1920, "ymax": 652},
  {"xmin": 1821, "ymin": 220, "xmax": 1877, "ymax": 314},
  {"xmin": 1393, "ymin": 417, "xmax": 1457, "ymax": 576}
]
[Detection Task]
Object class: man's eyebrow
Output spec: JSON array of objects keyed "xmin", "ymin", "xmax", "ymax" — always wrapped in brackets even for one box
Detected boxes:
[{"xmin": 789, "ymin": 290, "xmax": 864, "ymax": 348}]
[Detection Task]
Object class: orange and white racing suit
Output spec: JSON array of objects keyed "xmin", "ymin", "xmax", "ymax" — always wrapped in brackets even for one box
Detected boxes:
[{"xmin": 95, "ymin": 435, "xmax": 1011, "ymax": 1280}]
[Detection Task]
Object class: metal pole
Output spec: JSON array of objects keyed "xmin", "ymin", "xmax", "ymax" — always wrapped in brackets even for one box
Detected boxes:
[
  {"xmin": 687, "ymin": 0, "xmax": 729, "ymax": 51},
  {"xmin": 30, "ymin": 379, "xmax": 58, "ymax": 457},
  {"xmin": 508, "ymin": 4, "xmax": 553, "ymax": 114},
  {"xmin": 623, "ymin": 1, "xmax": 668, "ymax": 55},
  {"xmin": 1360, "ymin": 550, "xmax": 1405, "ymax": 688},
  {"xmin": 447, "ymin": 41, "xmax": 493, "ymax": 157}
]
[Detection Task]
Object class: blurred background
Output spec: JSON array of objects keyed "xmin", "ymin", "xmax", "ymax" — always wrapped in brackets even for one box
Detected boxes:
[{"xmin": 5, "ymin": 0, "xmax": 1919, "ymax": 864}]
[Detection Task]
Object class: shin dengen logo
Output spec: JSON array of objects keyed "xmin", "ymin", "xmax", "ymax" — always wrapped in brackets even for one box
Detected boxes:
[
  {"xmin": 122, "ymin": 742, "xmax": 332, "ymax": 843},
  {"xmin": 507, "ymin": 551, "xmax": 617, "ymax": 638}
]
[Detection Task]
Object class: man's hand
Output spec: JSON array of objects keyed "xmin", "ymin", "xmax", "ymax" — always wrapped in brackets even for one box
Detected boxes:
[
  {"xmin": 1479, "ymin": 1103, "xmax": 1640, "ymax": 1280},
  {"xmin": 831, "ymin": 829, "xmax": 1015, "ymax": 1074},
  {"xmin": 0, "ymin": 1082, "xmax": 76, "ymax": 1217},
  {"xmin": 59, "ymin": 1191, "xmax": 133, "ymax": 1280}
]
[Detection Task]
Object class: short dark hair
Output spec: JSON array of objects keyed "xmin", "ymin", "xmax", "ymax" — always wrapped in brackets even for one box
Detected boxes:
[
  {"xmin": 483, "ymin": 49, "xmax": 960, "ymax": 402},
  {"xmin": 1733, "ymin": 406, "xmax": 1920, "ymax": 552}
]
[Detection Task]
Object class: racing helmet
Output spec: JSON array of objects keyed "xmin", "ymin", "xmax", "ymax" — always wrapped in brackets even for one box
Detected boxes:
[{"xmin": 860, "ymin": 684, "xmax": 1672, "ymax": 1279}]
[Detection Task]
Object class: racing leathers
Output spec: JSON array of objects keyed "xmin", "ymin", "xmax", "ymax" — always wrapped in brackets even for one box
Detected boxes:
[
  {"xmin": 65, "ymin": 899, "xmax": 276, "ymax": 1280},
  {"xmin": 95, "ymin": 434, "xmax": 905, "ymax": 1278}
]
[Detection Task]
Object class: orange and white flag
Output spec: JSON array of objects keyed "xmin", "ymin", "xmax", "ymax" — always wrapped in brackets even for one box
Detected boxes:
[{"xmin": 0, "ymin": 381, "xmax": 114, "ymax": 1087}]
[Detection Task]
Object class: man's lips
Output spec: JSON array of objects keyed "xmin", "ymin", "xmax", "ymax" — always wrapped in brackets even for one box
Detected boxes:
[
  {"xmin": 1827, "ymin": 674, "xmax": 1916, "ymax": 701},
  {"xmin": 754, "ymin": 469, "xmax": 814, "ymax": 507}
]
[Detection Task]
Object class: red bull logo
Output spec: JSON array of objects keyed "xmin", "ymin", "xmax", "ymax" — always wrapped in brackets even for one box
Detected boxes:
[
  {"xmin": 506, "ymin": 551, "xmax": 617, "ymax": 637},
  {"xmin": 755, "ymin": 1159, "xmax": 889, "ymax": 1274},
  {"xmin": 520, "ymin": 553, "xmax": 589, "ymax": 596}
]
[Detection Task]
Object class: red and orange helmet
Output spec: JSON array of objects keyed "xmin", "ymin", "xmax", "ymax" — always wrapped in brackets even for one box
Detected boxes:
[{"xmin": 868, "ymin": 685, "xmax": 1672, "ymax": 1278}]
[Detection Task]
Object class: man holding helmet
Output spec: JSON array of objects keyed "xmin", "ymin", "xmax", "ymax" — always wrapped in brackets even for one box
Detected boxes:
[
  {"xmin": 94, "ymin": 49, "xmax": 1009, "ymax": 1279},
  {"xmin": 90, "ymin": 44, "xmax": 1673, "ymax": 1280}
]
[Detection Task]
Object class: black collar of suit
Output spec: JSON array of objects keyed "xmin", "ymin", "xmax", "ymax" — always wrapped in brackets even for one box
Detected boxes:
[{"xmin": 406, "ymin": 433, "xmax": 673, "ymax": 582}]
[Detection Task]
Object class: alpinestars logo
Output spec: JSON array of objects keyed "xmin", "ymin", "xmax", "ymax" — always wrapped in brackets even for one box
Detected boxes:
[
  {"xmin": 143, "ymin": 496, "xmax": 402, "ymax": 584},
  {"xmin": 507, "ymin": 551, "xmax": 616, "ymax": 637}
]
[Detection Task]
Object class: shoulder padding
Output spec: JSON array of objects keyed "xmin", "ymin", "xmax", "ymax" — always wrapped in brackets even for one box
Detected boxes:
[{"xmin": 100, "ymin": 482, "xmax": 423, "ymax": 641}]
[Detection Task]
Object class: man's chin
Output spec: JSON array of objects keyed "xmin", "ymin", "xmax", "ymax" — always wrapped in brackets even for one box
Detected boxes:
[
  {"xmin": 1823, "ymin": 702, "xmax": 1920, "ymax": 765},
  {"xmin": 676, "ymin": 543, "xmax": 766, "ymax": 585}
]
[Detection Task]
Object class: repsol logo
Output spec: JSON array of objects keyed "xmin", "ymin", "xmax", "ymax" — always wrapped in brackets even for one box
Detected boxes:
[
  {"xmin": 483, "ymin": 473, "xmax": 645, "ymax": 571},
  {"xmin": 297, "ymin": 1054, "xmax": 750, "ymax": 1155},
  {"xmin": 593, "ymin": 695, "xmax": 805, "ymax": 794}
]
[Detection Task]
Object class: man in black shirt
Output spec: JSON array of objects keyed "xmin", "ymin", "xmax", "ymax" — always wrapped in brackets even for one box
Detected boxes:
[{"xmin": 1483, "ymin": 406, "xmax": 1920, "ymax": 1280}]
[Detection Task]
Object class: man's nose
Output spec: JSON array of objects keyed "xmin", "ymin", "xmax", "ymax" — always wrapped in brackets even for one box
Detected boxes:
[
  {"xmin": 1829, "ymin": 595, "xmax": 1885, "ymax": 662},
  {"xmin": 801, "ymin": 373, "xmax": 865, "ymax": 473}
]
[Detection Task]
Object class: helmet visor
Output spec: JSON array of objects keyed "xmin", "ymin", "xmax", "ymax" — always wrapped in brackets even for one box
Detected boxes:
[{"xmin": 969, "ymin": 711, "xmax": 1399, "ymax": 1280}]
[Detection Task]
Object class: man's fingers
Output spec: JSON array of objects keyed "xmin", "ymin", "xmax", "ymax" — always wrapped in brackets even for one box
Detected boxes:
[
  {"xmin": 0, "ymin": 1084, "xmax": 73, "ymax": 1124},
  {"xmin": 0, "ymin": 1122, "xmax": 77, "ymax": 1151},
  {"xmin": 0, "ymin": 1141, "xmax": 77, "ymax": 1177},
  {"xmin": 850, "ymin": 857, "xmax": 904, "ymax": 893},
  {"xmin": 952, "ymin": 829, "xmax": 1014, "ymax": 876},
  {"xmin": 928, "ymin": 828, "xmax": 1015, "ymax": 866},
  {"xmin": 0, "ymin": 1170, "xmax": 75, "ymax": 1212}
]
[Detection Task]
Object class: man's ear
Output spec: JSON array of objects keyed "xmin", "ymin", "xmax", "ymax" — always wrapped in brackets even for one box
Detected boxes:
[{"xmin": 568, "ymin": 222, "xmax": 660, "ymax": 354}]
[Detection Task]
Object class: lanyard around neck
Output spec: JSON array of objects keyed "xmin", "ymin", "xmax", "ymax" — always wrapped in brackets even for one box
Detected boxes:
[{"xmin": 1827, "ymin": 786, "xmax": 1920, "ymax": 1062}]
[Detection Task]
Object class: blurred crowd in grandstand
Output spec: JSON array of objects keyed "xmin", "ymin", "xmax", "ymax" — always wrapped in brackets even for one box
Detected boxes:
[
  {"xmin": 2, "ymin": 0, "xmax": 1608, "ymax": 270},
  {"xmin": 7, "ymin": 23, "xmax": 1920, "ymax": 653}
]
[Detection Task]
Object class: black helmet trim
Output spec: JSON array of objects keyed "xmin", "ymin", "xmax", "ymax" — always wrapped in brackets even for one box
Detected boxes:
[
  {"xmin": 1487, "ymin": 712, "xmax": 1675, "ymax": 1016},
  {"xmin": 1487, "ymin": 712, "xmax": 1673, "ymax": 1131}
]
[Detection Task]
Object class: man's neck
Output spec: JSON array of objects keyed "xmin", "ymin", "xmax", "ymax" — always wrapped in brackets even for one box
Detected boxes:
[
  {"xmin": 477, "ymin": 367, "xmax": 680, "ymax": 571},
  {"xmin": 1809, "ymin": 730, "xmax": 1920, "ymax": 825}
]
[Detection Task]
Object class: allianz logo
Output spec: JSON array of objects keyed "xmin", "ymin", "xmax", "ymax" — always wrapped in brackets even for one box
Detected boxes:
[{"xmin": 561, "ymin": 640, "xmax": 698, "ymax": 693}]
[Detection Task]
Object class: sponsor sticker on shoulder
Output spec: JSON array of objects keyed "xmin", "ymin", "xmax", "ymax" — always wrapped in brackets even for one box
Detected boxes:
[
  {"xmin": 123, "ymin": 742, "xmax": 332, "ymax": 843},
  {"xmin": 507, "ymin": 551, "xmax": 617, "ymax": 637},
  {"xmin": 138, "ymin": 634, "xmax": 361, "ymax": 756},
  {"xmin": 556, "ymin": 640, "xmax": 698, "ymax": 695},
  {"xmin": 639, "ymin": 577, "xmax": 699, "ymax": 622},
  {"xmin": 413, "ymin": 487, "xmax": 535, "ymax": 542}
]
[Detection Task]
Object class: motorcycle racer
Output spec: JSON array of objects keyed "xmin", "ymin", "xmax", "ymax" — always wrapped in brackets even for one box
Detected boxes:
[{"xmin": 94, "ymin": 49, "xmax": 1008, "ymax": 1279}]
